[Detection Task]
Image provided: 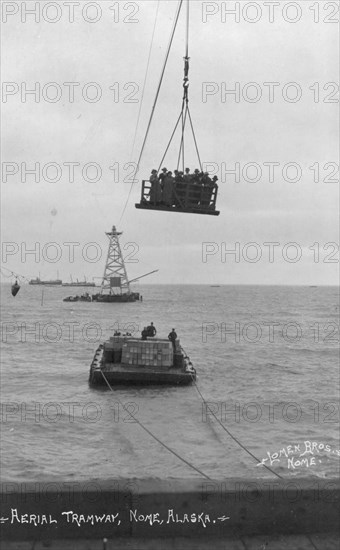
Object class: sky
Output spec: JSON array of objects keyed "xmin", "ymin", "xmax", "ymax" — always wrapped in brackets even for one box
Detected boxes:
[{"xmin": 1, "ymin": 0, "xmax": 339, "ymax": 285}]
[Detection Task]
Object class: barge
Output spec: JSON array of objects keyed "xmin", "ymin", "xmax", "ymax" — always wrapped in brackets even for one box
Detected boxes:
[
  {"xmin": 89, "ymin": 334, "xmax": 196, "ymax": 386},
  {"xmin": 91, "ymin": 292, "xmax": 140, "ymax": 303}
]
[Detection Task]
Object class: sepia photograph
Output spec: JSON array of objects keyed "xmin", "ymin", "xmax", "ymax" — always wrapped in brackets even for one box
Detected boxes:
[{"xmin": 1, "ymin": 0, "xmax": 339, "ymax": 548}]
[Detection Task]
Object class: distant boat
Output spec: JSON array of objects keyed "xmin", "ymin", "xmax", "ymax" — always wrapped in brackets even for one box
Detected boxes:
[
  {"xmin": 210, "ymin": 285, "xmax": 221, "ymax": 287},
  {"xmin": 63, "ymin": 294, "xmax": 92, "ymax": 302},
  {"xmin": 29, "ymin": 277, "xmax": 62, "ymax": 286},
  {"xmin": 62, "ymin": 279, "xmax": 95, "ymax": 287}
]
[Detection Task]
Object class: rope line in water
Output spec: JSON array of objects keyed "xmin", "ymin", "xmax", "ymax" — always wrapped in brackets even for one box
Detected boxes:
[
  {"xmin": 98, "ymin": 339, "xmax": 283, "ymax": 480},
  {"xmin": 179, "ymin": 346, "xmax": 283, "ymax": 480},
  {"xmin": 191, "ymin": 380, "xmax": 283, "ymax": 479},
  {"xmin": 99, "ymin": 368, "xmax": 212, "ymax": 480}
]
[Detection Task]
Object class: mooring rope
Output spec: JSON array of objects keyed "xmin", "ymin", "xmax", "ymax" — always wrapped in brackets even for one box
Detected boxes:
[
  {"xmin": 99, "ymin": 368, "xmax": 212, "ymax": 480},
  {"xmin": 179, "ymin": 347, "xmax": 284, "ymax": 480}
]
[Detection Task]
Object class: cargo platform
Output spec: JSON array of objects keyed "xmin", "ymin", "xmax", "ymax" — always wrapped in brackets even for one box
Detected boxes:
[
  {"xmin": 89, "ymin": 335, "xmax": 196, "ymax": 386},
  {"xmin": 90, "ymin": 362, "xmax": 195, "ymax": 386}
]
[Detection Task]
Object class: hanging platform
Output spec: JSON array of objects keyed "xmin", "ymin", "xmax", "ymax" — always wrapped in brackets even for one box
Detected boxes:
[{"xmin": 135, "ymin": 180, "xmax": 220, "ymax": 216}]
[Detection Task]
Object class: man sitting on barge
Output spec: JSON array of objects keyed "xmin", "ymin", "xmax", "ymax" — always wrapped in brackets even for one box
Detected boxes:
[{"xmin": 146, "ymin": 322, "xmax": 157, "ymax": 337}]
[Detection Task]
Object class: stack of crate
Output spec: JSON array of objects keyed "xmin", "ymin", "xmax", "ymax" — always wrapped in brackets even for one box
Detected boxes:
[
  {"xmin": 104, "ymin": 336, "xmax": 126, "ymax": 363},
  {"xmin": 121, "ymin": 339, "xmax": 173, "ymax": 367}
]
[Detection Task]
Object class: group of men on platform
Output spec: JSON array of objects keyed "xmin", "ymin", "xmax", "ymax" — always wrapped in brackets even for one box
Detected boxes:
[
  {"xmin": 147, "ymin": 167, "xmax": 218, "ymax": 209},
  {"xmin": 141, "ymin": 323, "xmax": 178, "ymax": 351}
]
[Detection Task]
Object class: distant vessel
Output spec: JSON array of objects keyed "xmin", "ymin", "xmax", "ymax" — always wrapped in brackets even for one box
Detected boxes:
[
  {"xmin": 62, "ymin": 278, "xmax": 95, "ymax": 287},
  {"xmin": 63, "ymin": 293, "xmax": 92, "ymax": 303},
  {"xmin": 29, "ymin": 277, "xmax": 62, "ymax": 286},
  {"xmin": 89, "ymin": 333, "xmax": 196, "ymax": 386},
  {"xmin": 210, "ymin": 285, "xmax": 221, "ymax": 287}
]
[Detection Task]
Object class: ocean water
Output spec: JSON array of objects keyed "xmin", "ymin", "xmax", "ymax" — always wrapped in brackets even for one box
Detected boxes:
[{"xmin": 1, "ymin": 283, "xmax": 339, "ymax": 482}]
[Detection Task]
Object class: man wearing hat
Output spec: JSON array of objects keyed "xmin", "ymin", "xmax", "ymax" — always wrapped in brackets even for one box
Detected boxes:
[
  {"xmin": 158, "ymin": 167, "xmax": 168, "ymax": 188},
  {"xmin": 193, "ymin": 168, "xmax": 200, "ymax": 183},
  {"xmin": 184, "ymin": 167, "xmax": 191, "ymax": 182},
  {"xmin": 168, "ymin": 328, "xmax": 178, "ymax": 351},
  {"xmin": 163, "ymin": 171, "xmax": 174, "ymax": 206},
  {"xmin": 146, "ymin": 322, "xmax": 157, "ymax": 337},
  {"xmin": 149, "ymin": 170, "xmax": 162, "ymax": 205}
]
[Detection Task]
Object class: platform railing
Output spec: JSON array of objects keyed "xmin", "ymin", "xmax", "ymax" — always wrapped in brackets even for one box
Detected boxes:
[{"xmin": 139, "ymin": 179, "xmax": 218, "ymax": 211}]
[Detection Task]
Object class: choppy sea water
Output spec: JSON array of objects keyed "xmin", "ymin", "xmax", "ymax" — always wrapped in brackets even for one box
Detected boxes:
[{"xmin": 1, "ymin": 283, "xmax": 339, "ymax": 482}]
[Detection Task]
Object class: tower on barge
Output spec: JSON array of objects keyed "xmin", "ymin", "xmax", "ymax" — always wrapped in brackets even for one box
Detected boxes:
[{"xmin": 92, "ymin": 226, "xmax": 140, "ymax": 303}]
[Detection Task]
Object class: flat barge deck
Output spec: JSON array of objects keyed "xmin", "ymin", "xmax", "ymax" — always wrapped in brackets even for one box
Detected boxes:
[{"xmin": 89, "ymin": 335, "xmax": 196, "ymax": 386}]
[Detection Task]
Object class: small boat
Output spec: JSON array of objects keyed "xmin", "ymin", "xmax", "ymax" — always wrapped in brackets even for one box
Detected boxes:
[
  {"xmin": 63, "ymin": 293, "xmax": 92, "ymax": 303},
  {"xmin": 89, "ymin": 334, "xmax": 196, "ymax": 386}
]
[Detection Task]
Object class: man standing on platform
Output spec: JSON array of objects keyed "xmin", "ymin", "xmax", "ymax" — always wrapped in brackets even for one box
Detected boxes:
[{"xmin": 168, "ymin": 328, "xmax": 177, "ymax": 351}]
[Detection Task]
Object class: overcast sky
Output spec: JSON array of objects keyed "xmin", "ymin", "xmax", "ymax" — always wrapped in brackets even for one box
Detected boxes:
[{"xmin": 1, "ymin": 0, "xmax": 339, "ymax": 284}]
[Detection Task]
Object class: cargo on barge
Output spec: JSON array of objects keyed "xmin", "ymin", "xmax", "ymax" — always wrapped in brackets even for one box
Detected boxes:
[{"xmin": 89, "ymin": 335, "xmax": 196, "ymax": 386}]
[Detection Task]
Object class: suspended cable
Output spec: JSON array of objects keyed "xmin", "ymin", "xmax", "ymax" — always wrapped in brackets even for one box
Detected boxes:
[
  {"xmin": 0, "ymin": 266, "xmax": 30, "ymax": 283},
  {"xmin": 176, "ymin": 103, "xmax": 188, "ymax": 171},
  {"xmin": 157, "ymin": 111, "xmax": 183, "ymax": 172},
  {"xmin": 187, "ymin": 107, "xmax": 202, "ymax": 171},
  {"xmin": 185, "ymin": 0, "xmax": 189, "ymax": 59},
  {"xmin": 100, "ymin": 368, "xmax": 212, "ymax": 480},
  {"xmin": 128, "ymin": 0, "xmax": 161, "ymax": 167},
  {"xmin": 119, "ymin": 0, "xmax": 184, "ymax": 222}
]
